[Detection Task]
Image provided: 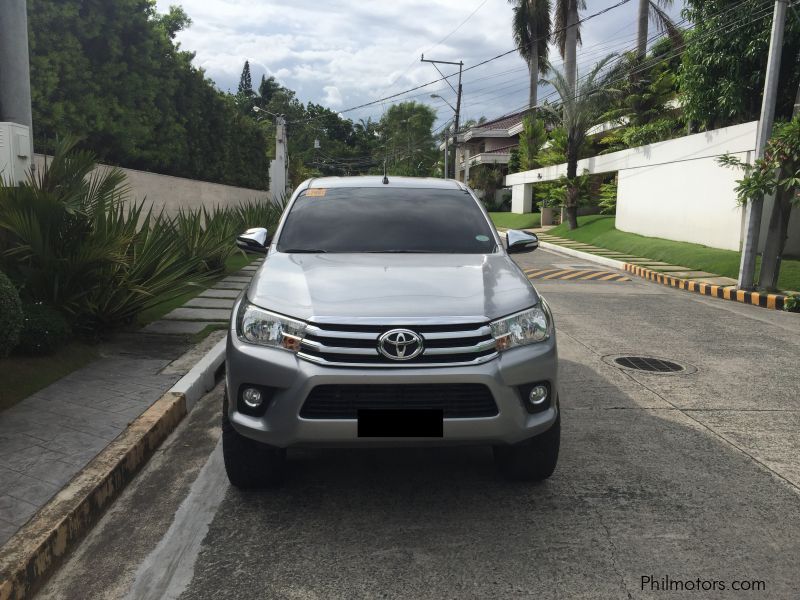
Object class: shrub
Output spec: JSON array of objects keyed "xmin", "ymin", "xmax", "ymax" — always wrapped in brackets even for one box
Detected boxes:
[
  {"xmin": 0, "ymin": 138, "xmax": 210, "ymax": 333},
  {"xmin": 597, "ymin": 181, "xmax": 618, "ymax": 214},
  {"xmin": 0, "ymin": 270, "xmax": 23, "ymax": 357},
  {"xmin": 173, "ymin": 207, "xmax": 238, "ymax": 274},
  {"xmin": 16, "ymin": 304, "xmax": 71, "ymax": 356}
]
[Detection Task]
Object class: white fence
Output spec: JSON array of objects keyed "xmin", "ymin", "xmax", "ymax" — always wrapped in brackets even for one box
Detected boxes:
[
  {"xmin": 33, "ymin": 155, "xmax": 271, "ymax": 219},
  {"xmin": 505, "ymin": 121, "xmax": 800, "ymax": 255}
]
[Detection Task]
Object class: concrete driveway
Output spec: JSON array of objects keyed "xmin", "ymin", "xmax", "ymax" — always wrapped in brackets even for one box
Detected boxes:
[{"xmin": 37, "ymin": 248, "xmax": 800, "ymax": 599}]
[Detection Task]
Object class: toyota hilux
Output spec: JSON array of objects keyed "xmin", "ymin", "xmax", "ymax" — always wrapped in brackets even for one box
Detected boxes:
[{"xmin": 224, "ymin": 176, "xmax": 558, "ymax": 487}]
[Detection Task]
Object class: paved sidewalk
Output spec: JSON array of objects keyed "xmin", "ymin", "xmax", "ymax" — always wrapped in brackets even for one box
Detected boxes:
[
  {"xmin": 0, "ymin": 260, "xmax": 259, "ymax": 546},
  {"xmin": 142, "ymin": 259, "xmax": 261, "ymax": 335}
]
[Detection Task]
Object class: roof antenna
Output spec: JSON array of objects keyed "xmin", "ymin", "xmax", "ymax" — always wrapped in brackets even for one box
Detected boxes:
[{"xmin": 382, "ymin": 160, "xmax": 389, "ymax": 185}]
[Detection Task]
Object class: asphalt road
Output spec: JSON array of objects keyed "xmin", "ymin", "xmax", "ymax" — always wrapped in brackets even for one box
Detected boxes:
[{"xmin": 37, "ymin": 248, "xmax": 800, "ymax": 600}]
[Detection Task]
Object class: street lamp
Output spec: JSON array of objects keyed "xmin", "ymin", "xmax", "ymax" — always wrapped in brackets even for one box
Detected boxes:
[{"xmin": 430, "ymin": 93, "xmax": 456, "ymax": 113}]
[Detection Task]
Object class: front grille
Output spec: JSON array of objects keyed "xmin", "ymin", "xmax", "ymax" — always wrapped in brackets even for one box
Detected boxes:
[
  {"xmin": 299, "ymin": 384, "xmax": 499, "ymax": 419},
  {"xmin": 298, "ymin": 321, "xmax": 498, "ymax": 367}
]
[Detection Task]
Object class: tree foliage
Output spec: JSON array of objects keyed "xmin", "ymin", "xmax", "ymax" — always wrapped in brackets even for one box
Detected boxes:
[
  {"xmin": 373, "ymin": 103, "xmax": 439, "ymax": 177},
  {"xmin": 680, "ymin": 0, "xmax": 800, "ymax": 130},
  {"xmin": 518, "ymin": 115, "xmax": 548, "ymax": 170},
  {"xmin": 28, "ymin": 0, "xmax": 270, "ymax": 189},
  {"xmin": 509, "ymin": 0, "xmax": 551, "ymax": 107},
  {"xmin": 543, "ymin": 55, "xmax": 616, "ymax": 228},
  {"xmin": 718, "ymin": 117, "xmax": 800, "ymax": 208}
]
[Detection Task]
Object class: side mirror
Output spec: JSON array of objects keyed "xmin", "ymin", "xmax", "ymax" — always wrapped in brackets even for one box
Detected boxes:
[
  {"xmin": 506, "ymin": 229, "xmax": 539, "ymax": 253},
  {"xmin": 236, "ymin": 227, "xmax": 270, "ymax": 254}
]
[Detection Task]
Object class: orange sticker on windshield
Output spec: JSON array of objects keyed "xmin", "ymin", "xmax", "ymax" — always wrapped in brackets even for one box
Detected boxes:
[{"xmin": 306, "ymin": 188, "xmax": 327, "ymax": 197}]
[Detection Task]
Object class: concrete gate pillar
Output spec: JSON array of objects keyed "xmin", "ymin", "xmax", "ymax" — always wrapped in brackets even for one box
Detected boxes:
[{"xmin": 511, "ymin": 183, "xmax": 533, "ymax": 214}]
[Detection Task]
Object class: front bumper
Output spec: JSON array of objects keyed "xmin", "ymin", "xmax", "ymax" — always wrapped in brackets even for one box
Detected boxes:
[{"xmin": 226, "ymin": 322, "xmax": 558, "ymax": 448}]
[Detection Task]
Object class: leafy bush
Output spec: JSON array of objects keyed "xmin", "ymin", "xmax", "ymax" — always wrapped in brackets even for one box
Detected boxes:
[
  {"xmin": 16, "ymin": 304, "xmax": 71, "ymax": 356},
  {"xmin": 597, "ymin": 181, "xmax": 618, "ymax": 214},
  {"xmin": 173, "ymin": 207, "xmax": 239, "ymax": 274},
  {"xmin": 0, "ymin": 270, "xmax": 23, "ymax": 357},
  {"xmin": 232, "ymin": 196, "xmax": 287, "ymax": 232},
  {"xmin": 599, "ymin": 119, "xmax": 683, "ymax": 154},
  {"xmin": 0, "ymin": 138, "xmax": 210, "ymax": 333}
]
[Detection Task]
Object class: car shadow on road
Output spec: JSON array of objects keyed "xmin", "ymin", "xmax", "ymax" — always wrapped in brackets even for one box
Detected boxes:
[{"xmin": 182, "ymin": 361, "xmax": 800, "ymax": 598}]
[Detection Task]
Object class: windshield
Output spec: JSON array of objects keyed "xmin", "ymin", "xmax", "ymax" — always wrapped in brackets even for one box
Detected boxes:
[{"xmin": 277, "ymin": 187, "xmax": 497, "ymax": 254}]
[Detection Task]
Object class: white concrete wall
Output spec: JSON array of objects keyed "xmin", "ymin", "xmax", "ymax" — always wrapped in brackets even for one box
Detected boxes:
[
  {"xmin": 505, "ymin": 121, "xmax": 779, "ymax": 253},
  {"xmin": 33, "ymin": 154, "xmax": 270, "ymax": 218},
  {"xmin": 616, "ymin": 152, "xmax": 747, "ymax": 251}
]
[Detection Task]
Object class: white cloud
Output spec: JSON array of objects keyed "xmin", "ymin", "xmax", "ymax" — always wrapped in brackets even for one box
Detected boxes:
[
  {"xmin": 323, "ymin": 86, "xmax": 344, "ymax": 107},
  {"xmin": 156, "ymin": 0, "xmax": 685, "ymax": 124}
]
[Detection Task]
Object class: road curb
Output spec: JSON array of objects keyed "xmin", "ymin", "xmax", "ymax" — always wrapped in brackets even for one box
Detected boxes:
[
  {"xmin": 0, "ymin": 341, "xmax": 226, "ymax": 600},
  {"xmin": 536, "ymin": 241, "xmax": 627, "ymax": 270},
  {"xmin": 625, "ymin": 264, "xmax": 789, "ymax": 311},
  {"xmin": 526, "ymin": 233, "xmax": 793, "ymax": 312}
]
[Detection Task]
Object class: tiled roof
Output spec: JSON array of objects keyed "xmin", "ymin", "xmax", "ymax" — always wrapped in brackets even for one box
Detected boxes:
[{"xmin": 472, "ymin": 110, "xmax": 528, "ymax": 132}]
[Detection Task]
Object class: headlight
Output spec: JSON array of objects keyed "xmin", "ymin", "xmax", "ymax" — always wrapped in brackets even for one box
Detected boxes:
[
  {"xmin": 237, "ymin": 301, "xmax": 306, "ymax": 352},
  {"xmin": 490, "ymin": 305, "xmax": 550, "ymax": 351}
]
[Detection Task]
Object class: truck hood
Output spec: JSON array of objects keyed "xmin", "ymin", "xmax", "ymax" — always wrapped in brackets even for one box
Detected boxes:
[{"xmin": 246, "ymin": 252, "xmax": 539, "ymax": 323}]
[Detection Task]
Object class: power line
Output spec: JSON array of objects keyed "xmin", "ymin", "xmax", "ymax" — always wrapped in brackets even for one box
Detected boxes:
[{"xmin": 326, "ymin": 0, "xmax": 635, "ymax": 116}]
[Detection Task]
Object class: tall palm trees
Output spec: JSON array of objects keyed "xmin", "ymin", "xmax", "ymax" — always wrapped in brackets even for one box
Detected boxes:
[
  {"xmin": 509, "ymin": 0, "xmax": 551, "ymax": 109},
  {"xmin": 553, "ymin": 0, "xmax": 585, "ymax": 93},
  {"xmin": 636, "ymin": 0, "xmax": 683, "ymax": 59},
  {"xmin": 542, "ymin": 55, "xmax": 616, "ymax": 229}
]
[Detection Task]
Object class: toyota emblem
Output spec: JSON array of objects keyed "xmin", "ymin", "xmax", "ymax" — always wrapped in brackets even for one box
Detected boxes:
[{"xmin": 377, "ymin": 329, "xmax": 424, "ymax": 360}]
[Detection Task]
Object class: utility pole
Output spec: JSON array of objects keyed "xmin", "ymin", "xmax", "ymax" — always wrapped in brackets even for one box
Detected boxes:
[
  {"xmin": 422, "ymin": 55, "xmax": 463, "ymax": 180},
  {"xmin": 443, "ymin": 134, "xmax": 449, "ymax": 179},
  {"xmin": 758, "ymin": 69, "xmax": 800, "ymax": 290},
  {"xmin": 0, "ymin": 0, "xmax": 34, "ymax": 157},
  {"xmin": 738, "ymin": 0, "xmax": 787, "ymax": 289}
]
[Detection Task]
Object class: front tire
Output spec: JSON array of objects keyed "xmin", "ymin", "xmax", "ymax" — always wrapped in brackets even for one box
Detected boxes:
[
  {"xmin": 222, "ymin": 391, "xmax": 286, "ymax": 488},
  {"xmin": 493, "ymin": 414, "xmax": 560, "ymax": 481}
]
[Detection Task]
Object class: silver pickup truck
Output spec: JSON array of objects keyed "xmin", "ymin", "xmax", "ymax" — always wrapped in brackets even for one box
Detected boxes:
[{"xmin": 224, "ymin": 176, "xmax": 559, "ymax": 487}]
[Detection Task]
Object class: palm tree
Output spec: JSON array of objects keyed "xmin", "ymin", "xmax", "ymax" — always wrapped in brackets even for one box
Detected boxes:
[
  {"xmin": 636, "ymin": 0, "xmax": 683, "ymax": 60},
  {"xmin": 542, "ymin": 55, "xmax": 616, "ymax": 230},
  {"xmin": 553, "ymin": 0, "xmax": 585, "ymax": 93},
  {"xmin": 509, "ymin": 0, "xmax": 552, "ymax": 109}
]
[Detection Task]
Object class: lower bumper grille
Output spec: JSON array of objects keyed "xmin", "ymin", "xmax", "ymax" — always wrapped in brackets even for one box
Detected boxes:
[{"xmin": 299, "ymin": 384, "xmax": 499, "ymax": 419}]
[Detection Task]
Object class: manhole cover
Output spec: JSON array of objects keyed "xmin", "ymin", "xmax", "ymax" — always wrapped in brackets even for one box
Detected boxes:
[
  {"xmin": 615, "ymin": 356, "xmax": 683, "ymax": 372},
  {"xmin": 602, "ymin": 354, "xmax": 697, "ymax": 375}
]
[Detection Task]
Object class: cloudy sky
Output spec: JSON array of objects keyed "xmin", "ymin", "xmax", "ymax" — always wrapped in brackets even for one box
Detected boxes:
[{"xmin": 155, "ymin": 0, "xmax": 686, "ymax": 127}]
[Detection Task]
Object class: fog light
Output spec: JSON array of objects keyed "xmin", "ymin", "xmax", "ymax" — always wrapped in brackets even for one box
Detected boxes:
[
  {"xmin": 528, "ymin": 384, "xmax": 548, "ymax": 406},
  {"xmin": 242, "ymin": 387, "xmax": 263, "ymax": 408}
]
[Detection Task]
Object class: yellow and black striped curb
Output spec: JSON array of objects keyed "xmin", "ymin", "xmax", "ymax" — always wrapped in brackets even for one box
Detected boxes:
[
  {"xmin": 0, "ymin": 392, "xmax": 188, "ymax": 600},
  {"xmin": 625, "ymin": 264, "xmax": 788, "ymax": 311},
  {"xmin": 525, "ymin": 268, "xmax": 629, "ymax": 282}
]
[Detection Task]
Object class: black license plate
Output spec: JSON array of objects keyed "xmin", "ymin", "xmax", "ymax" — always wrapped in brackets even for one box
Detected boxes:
[{"xmin": 357, "ymin": 409, "xmax": 444, "ymax": 437}]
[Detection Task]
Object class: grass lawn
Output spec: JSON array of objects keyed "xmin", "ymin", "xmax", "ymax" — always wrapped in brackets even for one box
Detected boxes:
[
  {"xmin": 549, "ymin": 215, "xmax": 800, "ymax": 293},
  {"xmin": 137, "ymin": 252, "xmax": 255, "ymax": 325},
  {"xmin": 489, "ymin": 212, "xmax": 541, "ymax": 230},
  {"xmin": 0, "ymin": 342, "xmax": 98, "ymax": 412}
]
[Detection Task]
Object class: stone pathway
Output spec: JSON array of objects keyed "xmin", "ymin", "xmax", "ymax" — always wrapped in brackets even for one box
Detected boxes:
[
  {"xmin": 0, "ymin": 260, "xmax": 260, "ymax": 546},
  {"xmin": 143, "ymin": 259, "xmax": 262, "ymax": 335}
]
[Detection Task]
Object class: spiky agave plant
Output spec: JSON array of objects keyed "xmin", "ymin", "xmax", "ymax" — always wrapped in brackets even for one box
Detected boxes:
[{"xmin": 0, "ymin": 137, "xmax": 208, "ymax": 332}]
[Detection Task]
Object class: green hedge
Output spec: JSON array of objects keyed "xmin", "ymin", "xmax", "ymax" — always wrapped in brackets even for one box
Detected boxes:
[
  {"xmin": 0, "ymin": 271, "xmax": 23, "ymax": 357},
  {"xmin": 17, "ymin": 304, "xmax": 72, "ymax": 356}
]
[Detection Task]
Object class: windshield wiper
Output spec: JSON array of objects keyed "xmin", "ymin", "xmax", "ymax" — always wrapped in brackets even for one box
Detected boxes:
[{"xmin": 281, "ymin": 248, "xmax": 328, "ymax": 253}]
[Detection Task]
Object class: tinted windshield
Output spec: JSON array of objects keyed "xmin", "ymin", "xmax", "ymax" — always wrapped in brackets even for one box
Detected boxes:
[{"xmin": 277, "ymin": 187, "xmax": 498, "ymax": 254}]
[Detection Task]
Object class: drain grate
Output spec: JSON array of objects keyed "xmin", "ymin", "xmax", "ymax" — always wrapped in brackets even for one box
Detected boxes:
[{"xmin": 614, "ymin": 356, "xmax": 684, "ymax": 373}]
